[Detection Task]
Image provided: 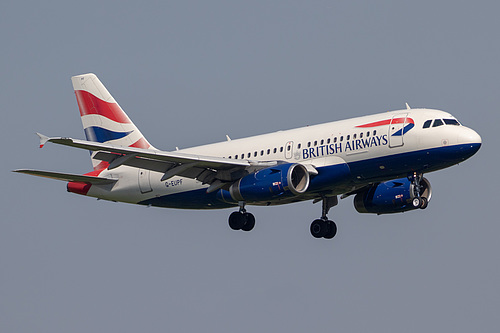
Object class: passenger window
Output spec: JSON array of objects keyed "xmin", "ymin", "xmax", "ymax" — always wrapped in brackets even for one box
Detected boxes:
[
  {"xmin": 287, "ymin": 145, "xmax": 291, "ymax": 151},
  {"xmin": 314, "ymin": 141, "xmax": 317, "ymax": 146},
  {"xmin": 235, "ymin": 155, "xmax": 238, "ymax": 159},
  {"xmin": 340, "ymin": 136, "xmax": 343, "ymax": 142},
  {"xmin": 254, "ymin": 151, "xmax": 257, "ymax": 157},
  {"xmin": 373, "ymin": 130, "xmax": 377, "ymax": 136},
  {"xmin": 307, "ymin": 142, "xmax": 311, "ymax": 148},
  {"xmin": 423, "ymin": 120, "xmax": 432, "ymax": 128},
  {"xmin": 267, "ymin": 149, "xmax": 270, "ymax": 155},
  {"xmin": 433, "ymin": 119, "xmax": 444, "ymax": 127},
  {"xmin": 320, "ymin": 139, "xmax": 324, "ymax": 145},
  {"xmin": 260, "ymin": 150, "xmax": 264, "ymax": 156},
  {"xmin": 353, "ymin": 134, "xmax": 356, "ymax": 139},
  {"xmin": 444, "ymin": 119, "xmax": 460, "ymax": 126},
  {"xmin": 334, "ymin": 137, "xmax": 337, "ymax": 143},
  {"xmin": 297, "ymin": 144, "xmax": 301, "ymax": 149},
  {"xmin": 360, "ymin": 132, "xmax": 363, "ymax": 138},
  {"xmin": 280, "ymin": 147, "xmax": 284, "ymax": 152},
  {"xmin": 241, "ymin": 154, "xmax": 244, "ymax": 159},
  {"xmin": 248, "ymin": 153, "xmax": 251, "ymax": 158},
  {"xmin": 273, "ymin": 148, "xmax": 277, "ymax": 154},
  {"xmin": 346, "ymin": 135, "xmax": 350, "ymax": 141},
  {"xmin": 327, "ymin": 138, "xmax": 331, "ymax": 144},
  {"xmin": 366, "ymin": 131, "xmax": 370, "ymax": 137}
]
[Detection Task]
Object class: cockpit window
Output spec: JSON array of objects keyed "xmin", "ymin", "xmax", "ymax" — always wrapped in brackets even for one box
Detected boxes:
[
  {"xmin": 443, "ymin": 118, "xmax": 460, "ymax": 126},
  {"xmin": 423, "ymin": 120, "xmax": 432, "ymax": 128},
  {"xmin": 432, "ymin": 119, "xmax": 444, "ymax": 127}
]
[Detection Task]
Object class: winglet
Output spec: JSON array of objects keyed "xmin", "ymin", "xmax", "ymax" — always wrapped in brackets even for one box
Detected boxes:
[{"xmin": 36, "ymin": 133, "xmax": 50, "ymax": 148}]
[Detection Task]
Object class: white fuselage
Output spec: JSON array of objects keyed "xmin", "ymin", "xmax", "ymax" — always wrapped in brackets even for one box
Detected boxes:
[{"xmin": 87, "ymin": 108, "xmax": 481, "ymax": 209}]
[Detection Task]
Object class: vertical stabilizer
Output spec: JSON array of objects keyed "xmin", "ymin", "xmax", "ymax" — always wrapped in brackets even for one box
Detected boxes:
[{"xmin": 71, "ymin": 73, "xmax": 155, "ymax": 169}]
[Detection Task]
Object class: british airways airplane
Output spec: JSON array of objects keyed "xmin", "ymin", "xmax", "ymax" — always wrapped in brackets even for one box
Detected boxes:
[{"xmin": 14, "ymin": 73, "xmax": 481, "ymax": 239}]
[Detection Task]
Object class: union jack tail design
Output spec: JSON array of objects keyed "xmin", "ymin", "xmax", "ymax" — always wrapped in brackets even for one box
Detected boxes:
[{"xmin": 71, "ymin": 73, "xmax": 155, "ymax": 169}]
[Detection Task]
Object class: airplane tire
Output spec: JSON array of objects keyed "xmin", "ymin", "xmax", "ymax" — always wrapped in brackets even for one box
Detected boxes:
[
  {"xmin": 229, "ymin": 212, "xmax": 245, "ymax": 230},
  {"xmin": 323, "ymin": 220, "xmax": 337, "ymax": 239},
  {"xmin": 412, "ymin": 197, "xmax": 422, "ymax": 208},
  {"xmin": 420, "ymin": 197, "xmax": 428, "ymax": 209},
  {"xmin": 241, "ymin": 213, "xmax": 255, "ymax": 231},
  {"xmin": 310, "ymin": 219, "xmax": 328, "ymax": 238}
]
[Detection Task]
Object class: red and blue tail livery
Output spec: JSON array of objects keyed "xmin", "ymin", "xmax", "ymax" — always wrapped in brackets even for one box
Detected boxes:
[
  {"xmin": 14, "ymin": 73, "xmax": 481, "ymax": 240},
  {"xmin": 72, "ymin": 74, "xmax": 153, "ymax": 169}
]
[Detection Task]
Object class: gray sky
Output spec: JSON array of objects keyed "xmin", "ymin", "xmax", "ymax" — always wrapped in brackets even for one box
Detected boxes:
[{"xmin": 2, "ymin": 1, "xmax": 499, "ymax": 332}]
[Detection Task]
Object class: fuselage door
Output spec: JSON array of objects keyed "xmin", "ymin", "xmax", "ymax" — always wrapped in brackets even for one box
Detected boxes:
[
  {"xmin": 138, "ymin": 169, "xmax": 153, "ymax": 193},
  {"xmin": 388, "ymin": 114, "xmax": 408, "ymax": 148},
  {"xmin": 285, "ymin": 141, "xmax": 294, "ymax": 159}
]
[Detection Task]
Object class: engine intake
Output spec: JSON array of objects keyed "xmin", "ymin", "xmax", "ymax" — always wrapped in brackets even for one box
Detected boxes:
[
  {"xmin": 228, "ymin": 163, "xmax": 310, "ymax": 203},
  {"xmin": 354, "ymin": 177, "xmax": 432, "ymax": 214}
]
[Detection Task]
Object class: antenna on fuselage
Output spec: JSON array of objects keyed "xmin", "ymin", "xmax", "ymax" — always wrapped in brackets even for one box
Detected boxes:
[{"xmin": 405, "ymin": 103, "xmax": 411, "ymax": 110}]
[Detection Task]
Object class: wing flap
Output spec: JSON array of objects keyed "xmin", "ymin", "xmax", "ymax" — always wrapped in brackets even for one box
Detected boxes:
[{"xmin": 94, "ymin": 151, "xmax": 175, "ymax": 173}]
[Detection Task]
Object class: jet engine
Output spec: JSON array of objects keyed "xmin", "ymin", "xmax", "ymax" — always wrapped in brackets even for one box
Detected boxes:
[
  {"xmin": 354, "ymin": 177, "xmax": 432, "ymax": 214},
  {"xmin": 227, "ymin": 163, "xmax": 310, "ymax": 202}
]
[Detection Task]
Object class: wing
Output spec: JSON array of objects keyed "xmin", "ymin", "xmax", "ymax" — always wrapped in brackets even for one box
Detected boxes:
[{"xmin": 37, "ymin": 134, "xmax": 283, "ymax": 193}]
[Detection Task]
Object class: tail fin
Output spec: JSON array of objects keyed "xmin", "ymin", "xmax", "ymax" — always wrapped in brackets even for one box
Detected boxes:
[{"xmin": 71, "ymin": 73, "xmax": 155, "ymax": 169}]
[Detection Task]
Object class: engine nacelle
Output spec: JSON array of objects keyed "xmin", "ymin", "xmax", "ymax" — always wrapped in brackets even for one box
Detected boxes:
[
  {"xmin": 228, "ymin": 163, "xmax": 310, "ymax": 203},
  {"xmin": 354, "ymin": 177, "xmax": 432, "ymax": 214}
]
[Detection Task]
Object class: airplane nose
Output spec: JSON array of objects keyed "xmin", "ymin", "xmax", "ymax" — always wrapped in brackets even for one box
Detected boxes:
[
  {"xmin": 458, "ymin": 127, "xmax": 482, "ymax": 145},
  {"xmin": 456, "ymin": 127, "xmax": 481, "ymax": 160}
]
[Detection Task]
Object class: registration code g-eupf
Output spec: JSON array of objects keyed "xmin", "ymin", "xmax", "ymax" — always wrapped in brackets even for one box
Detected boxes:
[{"xmin": 165, "ymin": 179, "xmax": 183, "ymax": 188}]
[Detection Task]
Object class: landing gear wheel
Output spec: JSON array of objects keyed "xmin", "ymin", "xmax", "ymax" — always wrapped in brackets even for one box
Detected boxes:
[
  {"xmin": 419, "ymin": 197, "xmax": 428, "ymax": 209},
  {"xmin": 241, "ymin": 213, "xmax": 255, "ymax": 231},
  {"xmin": 310, "ymin": 219, "xmax": 328, "ymax": 238},
  {"xmin": 228, "ymin": 209, "xmax": 255, "ymax": 232},
  {"xmin": 229, "ymin": 212, "xmax": 245, "ymax": 230},
  {"xmin": 324, "ymin": 220, "xmax": 337, "ymax": 239},
  {"xmin": 412, "ymin": 197, "xmax": 422, "ymax": 208}
]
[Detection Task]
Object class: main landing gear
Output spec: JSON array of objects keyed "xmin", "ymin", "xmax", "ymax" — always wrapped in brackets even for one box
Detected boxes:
[
  {"xmin": 409, "ymin": 172, "xmax": 429, "ymax": 210},
  {"xmin": 228, "ymin": 201, "xmax": 255, "ymax": 232},
  {"xmin": 310, "ymin": 196, "xmax": 338, "ymax": 239},
  {"xmin": 228, "ymin": 197, "xmax": 339, "ymax": 239}
]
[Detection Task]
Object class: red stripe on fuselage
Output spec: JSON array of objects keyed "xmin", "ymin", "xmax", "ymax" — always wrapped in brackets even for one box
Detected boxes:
[
  {"xmin": 75, "ymin": 90, "xmax": 131, "ymax": 124},
  {"xmin": 355, "ymin": 119, "xmax": 391, "ymax": 128},
  {"xmin": 356, "ymin": 117, "xmax": 414, "ymax": 128}
]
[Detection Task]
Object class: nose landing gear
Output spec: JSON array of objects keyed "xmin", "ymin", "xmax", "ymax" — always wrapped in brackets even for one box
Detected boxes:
[{"xmin": 409, "ymin": 172, "xmax": 429, "ymax": 210}]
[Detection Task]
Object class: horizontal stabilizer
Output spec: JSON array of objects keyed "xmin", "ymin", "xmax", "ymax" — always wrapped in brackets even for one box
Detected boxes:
[{"xmin": 13, "ymin": 169, "xmax": 117, "ymax": 184}]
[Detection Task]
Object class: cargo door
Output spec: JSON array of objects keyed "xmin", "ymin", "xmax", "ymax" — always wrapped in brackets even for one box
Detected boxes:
[{"xmin": 138, "ymin": 169, "xmax": 153, "ymax": 193}]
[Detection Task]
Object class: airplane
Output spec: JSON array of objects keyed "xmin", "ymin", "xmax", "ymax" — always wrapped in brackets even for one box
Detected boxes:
[{"xmin": 14, "ymin": 73, "xmax": 482, "ymax": 239}]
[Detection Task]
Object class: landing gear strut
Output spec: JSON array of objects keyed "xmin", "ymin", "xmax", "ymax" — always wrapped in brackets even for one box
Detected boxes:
[
  {"xmin": 409, "ymin": 172, "xmax": 428, "ymax": 209},
  {"xmin": 228, "ymin": 201, "xmax": 255, "ymax": 232},
  {"xmin": 310, "ymin": 196, "xmax": 338, "ymax": 239}
]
